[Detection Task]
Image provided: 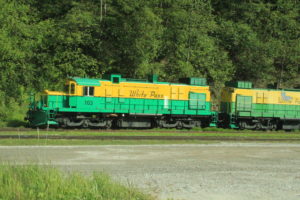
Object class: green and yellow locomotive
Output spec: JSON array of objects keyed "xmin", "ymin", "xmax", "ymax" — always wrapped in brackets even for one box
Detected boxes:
[
  {"xmin": 219, "ymin": 81, "xmax": 300, "ymax": 130},
  {"xmin": 26, "ymin": 74, "xmax": 217, "ymax": 128}
]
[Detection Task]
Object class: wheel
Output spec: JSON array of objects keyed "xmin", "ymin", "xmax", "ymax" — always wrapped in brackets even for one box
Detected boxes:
[
  {"xmin": 105, "ymin": 120, "xmax": 112, "ymax": 129},
  {"xmin": 239, "ymin": 121, "xmax": 246, "ymax": 130},
  {"xmin": 176, "ymin": 121, "xmax": 183, "ymax": 129},
  {"xmin": 192, "ymin": 121, "xmax": 201, "ymax": 128}
]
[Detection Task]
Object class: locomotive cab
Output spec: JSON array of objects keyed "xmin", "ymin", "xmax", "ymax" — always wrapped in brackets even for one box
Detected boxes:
[
  {"xmin": 25, "ymin": 93, "xmax": 58, "ymax": 127},
  {"xmin": 26, "ymin": 79, "xmax": 82, "ymax": 127},
  {"xmin": 64, "ymin": 81, "xmax": 76, "ymax": 95}
]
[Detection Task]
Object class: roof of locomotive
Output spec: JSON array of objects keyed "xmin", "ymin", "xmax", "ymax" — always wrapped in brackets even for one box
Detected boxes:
[
  {"xmin": 225, "ymin": 81, "xmax": 300, "ymax": 92},
  {"xmin": 70, "ymin": 77, "xmax": 101, "ymax": 86},
  {"xmin": 225, "ymin": 86, "xmax": 300, "ymax": 92},
  {"xmin": 69, "ymin": 75, "xmax": 209, "ymax": 87}
]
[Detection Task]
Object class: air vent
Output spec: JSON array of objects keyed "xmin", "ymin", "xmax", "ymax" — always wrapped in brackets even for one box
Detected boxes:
[
  {"xmin": 179, "ymin": 77, "xmax": 207, "ymax": 86},
  {"xmin": 226, "ymin": 81, "xmax": 252, "ymax": 89}
]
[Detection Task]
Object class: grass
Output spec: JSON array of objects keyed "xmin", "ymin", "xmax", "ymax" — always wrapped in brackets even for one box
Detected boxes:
[
  {"xmin": 0, "ymin": 134, "xmax": 299, "ymax": 146},
  {"xmin": 0, "ymin": 128, "xmax": 299, "ymax": 145},
  {"xmin": 0, "ymin": 164, "xmax": 154, "ymax": 200},
  {"xmin": 0, "ymin": 98, "xmax": 28, "ymax": 128},
  {"xmin": 0, "ymin": 129, "xmax": 299, "ymax": 137}
]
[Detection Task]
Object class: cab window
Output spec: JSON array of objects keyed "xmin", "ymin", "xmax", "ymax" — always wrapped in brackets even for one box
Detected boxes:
[
  {"xmin": 70, "ymin": 83, "xmax": 75, "ymax": 94},
  {"xmin": 89, "ymin": 87, "xmax": 94, "ymax": 96},
  {"xmin": 83, "ymin": 87, "xmax": 88, "ymax": 96},
  {"xmin": 83, "ymin": 86, "xmax": 94, "ymax": 96},
  {"xmin": 64, "ymin": 85, "xmax": 69, "ymax": 93}
]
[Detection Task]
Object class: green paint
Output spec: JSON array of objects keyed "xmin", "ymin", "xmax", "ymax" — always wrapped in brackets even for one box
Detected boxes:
[
  {"xmin": 79, "ymin": 75, "xmax": 209, "ymax": 86},
  {"xmin": 226, "ymin": 81, "xmax": 252, "ymax": 89},
  {"xmin": 70, "ymin": 77, "xmax": 101, "ymax": 86},
  {"xmin": 28, "ymin": 95, "xmax": 215, "ymax": 127},
  {"xmin": 221, "ymin": 102, "xmax": 300, "ymax": 119},
  {"xmin": 236, "ymin": 95, "xmax": 252, "ymax": 111},
  {"xmin": 189, "ymin": 93, "xmax": 206, "ymax": 109}
]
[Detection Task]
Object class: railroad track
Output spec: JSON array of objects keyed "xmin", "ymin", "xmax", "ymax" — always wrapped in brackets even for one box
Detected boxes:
[
  {"xmin": 0, "ymin": 127, "xmax": 241, "ymax": 134},
  {"xmin": 0, "ymin": 127, "xmax": 294, "ymax": 134},
  {"xmin": 0, "ymin": 127, "xmax": 199, "ymax": 133},
  {"xmin": 0, "ymin": 127, "xmax": 125, "ymax": 132},
  {"xmin": 0, "ymin": 135, "xmax": 299, "ymax": 141}
]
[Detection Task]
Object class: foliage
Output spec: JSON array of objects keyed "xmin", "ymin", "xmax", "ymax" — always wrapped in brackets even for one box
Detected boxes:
[
  {"xmin": 212, "ymin": 0, "xmax": 300, "ymax": 87},
  {"xmin": 0, "ymin": 164, "xmax": 153, "ymax": 200}
]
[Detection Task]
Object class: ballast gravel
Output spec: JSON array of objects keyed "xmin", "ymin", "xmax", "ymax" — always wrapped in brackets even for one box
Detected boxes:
[{"xmin": 0, "ymin": 143, "xmax": 300, "ymax": 200}]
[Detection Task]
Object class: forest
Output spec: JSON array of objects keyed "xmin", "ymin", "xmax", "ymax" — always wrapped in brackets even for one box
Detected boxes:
[{"xmin": 0, "ymin": 0, "xmax": 299, "ymax": 126}]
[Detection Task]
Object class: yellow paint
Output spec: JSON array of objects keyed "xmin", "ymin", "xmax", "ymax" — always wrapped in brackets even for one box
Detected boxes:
[
  {"xmin": 221, "ymin": 87, "xmax": 300, "ymax": 105},
  {"xmin": 45, "ymin": 79, "xmax": 211, "ymax": 101},
  {"xmin": 44, "ymin": 90, "xmax": 66, "ymax": 96},
  {"xmin": 93, "ymin": 81, "xmax": 211, "ymax": 101}
]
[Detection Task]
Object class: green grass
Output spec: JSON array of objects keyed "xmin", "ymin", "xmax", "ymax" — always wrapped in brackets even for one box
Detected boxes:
[
  {"xmin": 0, "ymin": 164, "xmax": 154, "ymax": 200},
  {"xmin": 0, "ymin": 129, "xmax": 299, "ymax": 145},
  {"xmin": 0, "ymin": 97, "xmax": 28, "ymax": 128}
]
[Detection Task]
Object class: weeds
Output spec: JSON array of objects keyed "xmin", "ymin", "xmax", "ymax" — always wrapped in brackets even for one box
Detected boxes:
[{"xmin": 0, "ymin": 164, "xmax": 154, "ymax": 200}]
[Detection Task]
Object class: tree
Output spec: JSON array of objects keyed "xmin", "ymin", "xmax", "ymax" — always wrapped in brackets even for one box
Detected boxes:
[
  {"xmin": 212, "ymin": 0, "xmax": 300, "ymax": 87},
  {"xmin": 159, "ymin": 0, "xmax": 234, "ymax": 85}
]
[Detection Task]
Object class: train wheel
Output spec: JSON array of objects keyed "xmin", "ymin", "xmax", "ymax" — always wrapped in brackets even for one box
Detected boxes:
[
  {"xmin": 105, "ymin": 120, "xmax": 112, "ymax": 129},
  {"xmin": 239, "ymin": 121, "xmax": 246, "ymax": 130},
  {"xmin": 271, "ymin": 122, "xmax": 277, "ymax": 131},
  {"xmin": 195, "ymin": 121, "xmax": 201, "ymax": 128},
  {"xmin": 176, "ymin": 121, "xmax": 183, "ymax": 129}
]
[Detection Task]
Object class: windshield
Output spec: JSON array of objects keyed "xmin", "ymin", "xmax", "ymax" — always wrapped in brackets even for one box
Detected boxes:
[{"xmin": 64, "ymin": 84, "xmax": 69, "ymax": 93}]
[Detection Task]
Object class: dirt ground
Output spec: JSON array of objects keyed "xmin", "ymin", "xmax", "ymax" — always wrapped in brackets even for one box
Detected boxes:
[{"xmin": 0, "ymin": 143, "xmax": 300, "ymax": 200}]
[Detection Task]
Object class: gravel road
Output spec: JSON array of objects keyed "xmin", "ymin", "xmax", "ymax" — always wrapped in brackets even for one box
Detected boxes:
[{"xmin": 0, "ymin": 143, "xmax": 300, "ymax": 200}]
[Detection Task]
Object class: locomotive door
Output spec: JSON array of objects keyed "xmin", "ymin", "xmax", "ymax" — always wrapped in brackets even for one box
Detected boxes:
[
  {"xmin": 170, "ymin": 87, "xmax": 185, "ymax": 114},
  {"xmin": 69, "ymin": 96, "xmax": 77, "ymax": 108},
  {"xmin": 188, "ymin": 92, "xmax": 206, "ymax": 110},
  {"xmin": 170, "ymin": 87, "xmax": 178, "ymax": 113},
  {"xmin": 69, "ymin": 83, "xmax": 77, "ymax": 108},
  {"xmin": 116, "ymin": 88, "xmax": 126, "ymax": 112},
  {"xmin": 256, "ymin": 92, "xmax": 269, "ymax": 112},
  {"xmin": 236, "ymin": 95, "xmax": 252, "ymax": 112},
  {"xmin": 105, "ymin": 87, "xmax": 114, "ymax": 110}
]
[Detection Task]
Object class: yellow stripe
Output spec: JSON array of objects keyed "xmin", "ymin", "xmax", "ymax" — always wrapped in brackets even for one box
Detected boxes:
[
  {"xmin": 45, "ymin": 81, "xmax": 212, "ymax": 101},
  {"xmin": 44, "ymin": 90, "xmax": 66, "ymax": 95},
  {"xmin": 92, "ymin": 81, "xmax": 211, "ymax": 101},
  {"xmin": 222, "ymin": 88, "xmax": 300, "ymax": 105}
]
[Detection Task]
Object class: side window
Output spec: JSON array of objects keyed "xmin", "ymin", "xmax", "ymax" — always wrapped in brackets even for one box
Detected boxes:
[
  {"xmin": 83, "ymin": 86, "xmax": 94, "ymax": 96},
  {"xmin": 83, "ymin": 87, "xmax": 88, "ymax": 96},
  {"xmin": 64, "ymin": 85, "xmax": 69, "ymax": 93},
  {"xmin": 70, "ymin": 83, "xmax": 75, "ymax": 94},
  {"xmin": 89, "ymin": 87, "xmax": 94, "ymax": 96}
]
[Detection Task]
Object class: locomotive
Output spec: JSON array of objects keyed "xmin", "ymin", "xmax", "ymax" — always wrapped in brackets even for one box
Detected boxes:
[
  {"xmin": 26, "ymin": 74, "xmax": 217, "ymax": 129},
  {"xmin": 220, "ymin": 82, "xmax": 300, "ymax": 130},
  {"xmin": 25, "ymin": 74, "xmax": 300, "ymax": 130}
]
